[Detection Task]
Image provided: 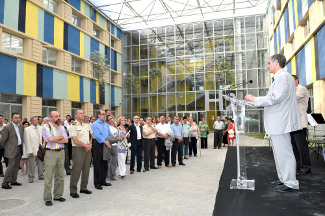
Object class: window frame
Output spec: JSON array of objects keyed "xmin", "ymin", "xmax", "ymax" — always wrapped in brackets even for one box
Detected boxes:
[
  {"xmin": 71, "ymin": 57, "xmax": 82, "ymax": 73},
  {"xmin": 1, "ymin": 32, "xmax": 24, "ymax": 56},
  {"xmin": 42, "ymin": 47, "xmax": 57, "ymax": 66}
]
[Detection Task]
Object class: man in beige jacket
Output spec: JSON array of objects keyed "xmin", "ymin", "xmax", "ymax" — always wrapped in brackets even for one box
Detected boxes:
[{"xmin": 24, "ymin": 116, "xmax": 44, "ymax": 183}]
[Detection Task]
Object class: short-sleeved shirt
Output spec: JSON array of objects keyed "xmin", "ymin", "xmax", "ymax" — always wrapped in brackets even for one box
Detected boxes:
[
  {"xmin": 42, "ymin": 122, "xmax": 68, "ymax": 150},
  {"xmin": 143, "ymin": 124, "xmax": 156, "ymax": 139},
  {"xmin": 69, "ymin": 121, "xmax": 92, "ymax": 147},
  {"xmin": 199, "ymin": 123, "xmax": 209, "ymax": 138},
  {"xmin": 213, "ymin": 121, "xmax": 224, "ymax": 130},
  {"xmin": 183, "ymin": 123, "xmax": 191, "ymax": 138},
  {"xmin": 170, "ymin": 123, "xmax": 184, "ymax": 138},
  {"xmin": 155, "ymin": 123, "xmax": 171, "ymax": 138}
]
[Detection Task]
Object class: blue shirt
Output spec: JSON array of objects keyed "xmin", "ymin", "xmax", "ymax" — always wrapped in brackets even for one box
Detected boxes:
[
  {"xmin": 13, "ymin": 123, "xmax": 22, "ymax": 145},
  {"xmin": 170, "ymin": 123, "xmax": 184, "ymax": 137},
  {"xmin": 91, "ymin": 119, "xmax": 111, "ymax": 144}
]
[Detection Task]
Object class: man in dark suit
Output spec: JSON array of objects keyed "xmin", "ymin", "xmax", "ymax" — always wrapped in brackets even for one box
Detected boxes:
[
  {"xmin": 128, "ymin": 116, "xmax": 143, "ymax": 174},
  {"xmin": 0, "ymin": 113, "xmax": 24, "ymax": 189}
]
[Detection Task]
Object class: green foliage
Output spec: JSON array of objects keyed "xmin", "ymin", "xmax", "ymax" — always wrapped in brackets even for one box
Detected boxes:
[
  {"xmin": 124, "ymin": 72, "xmax": 138, "ymax": 94},
  {"xmin": 217, "ymin": 56, "xmax": 235, "ymax": 85},
  {"xmin": 149, "ymin": 68, "xmax": 162, "ymax": 92},
  {"xmin": 91, "ymin": 51, "xmax": 110, "ymax": 87}
]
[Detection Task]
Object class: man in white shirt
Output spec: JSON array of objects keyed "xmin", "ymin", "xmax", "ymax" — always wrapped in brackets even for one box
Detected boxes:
[
  {"xmin": 156, "ymin": 116, "xmax": 171, "ymax": 168},
  {"xmin": 213, "ymin": 116, "xmax": 224, "ymax": 149},
  {"xmin": 0, "ymin": 115, "xmax": 7, "ymax": 177},
  {"xmin": 64, "ymin": 115, "xmax": 71, "ymax": 128},
  {"xmin": 128, "ymin": 116, "xmax": 144, "ymax": 173}
]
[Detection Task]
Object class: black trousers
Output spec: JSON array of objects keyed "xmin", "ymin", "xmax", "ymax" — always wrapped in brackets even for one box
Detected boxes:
[
  {"xmin": 189, "ymin": 137, "xmax": 197, "ymax": 156},
  {"xmin": 290, "ymin": 128, "xmax": 311, "ymax": 171},
  {"xmin": 130, "ymin": 140, "xmax": 142, "ymax": 171},
  {"xmin": 143, "ymin": 139, "xmax": 155, "ymax": 170},
  {"xmin": 201, "ymin": 137, "xmax": 208, "ymax": 149},
  {"xmin": 64, "ymin": 144, "xmax": 71, "ymax": 173},
  {"xmin": 214, "ymin": 130, "xmax": 223, "ymax": 148},
  {"xmin": 0, "ymin": 148, "xmax": 8, "ymax": 175},
  {"xmin": 92, "ymin": 140, "xmax": 108, "ymax": 186},
  {"xmin": 171, "ymin": 139, "xmax": 183, "ymax": 165},
  {"xmin": 157, "ymin": 138, "xmax": 170, "ymax": 166}
]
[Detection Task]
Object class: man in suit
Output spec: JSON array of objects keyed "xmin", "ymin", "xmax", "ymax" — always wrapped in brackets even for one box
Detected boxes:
[
  {"xmin": 291, "ymin": 75, "xmax": 311, "ymax": 175},
  {"xmin": 0, "ymin": 114, "xmax": 7, "ymax": 177},
  {"xmin": 245, "ymin": 54, "xmax": 301, "ymax": 192},
  {"xmin": 1, "ymin": 113, "xmax": 24, "ymax": 189},
  {"xmin": 24, "ymin": 116, "xmax": 44, "ymax": 183},
  {"xmin": 128, "ymin": 115, "xmax": 143, "ymax": 174}
]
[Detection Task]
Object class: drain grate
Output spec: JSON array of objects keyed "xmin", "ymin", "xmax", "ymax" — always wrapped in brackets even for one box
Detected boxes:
[{"xmin": 0, "ymin": 199, "xmax": 25, "ymax": 210}]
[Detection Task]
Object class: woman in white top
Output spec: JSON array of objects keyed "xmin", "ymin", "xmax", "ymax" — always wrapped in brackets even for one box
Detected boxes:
[
  {"xmin": 188, "ymin": 117, "xmax": 200, "ymax": 157},
  {"xmin": 106, "ymin": 115, "xmax": 119, "ymax": 182},
  {"xmin": 20, "ymin": 121, "xmax": 30, "ymax": 175},
  {"xmin": 117, "ymin": 116, "xmax": 128, "ymax": 178}
]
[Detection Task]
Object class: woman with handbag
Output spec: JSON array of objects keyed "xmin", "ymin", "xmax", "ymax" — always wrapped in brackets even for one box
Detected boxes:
[
  {"xmin": 189, "ymin": 117, "xmax": 199, "ymax": 157},
  {"xmin": 222, "ymin": 117, "xmax": 229, "ymax": 147},
  {"xmin": 227, "ymin": 119, "xmax": 236, "ymax": 146},
  {"xmin": 199, "ymin": 117, "xmax": 209, "ymax": 149},
  {"xmin": 117, "ymin": 116, "xmax": 128, "ymax": 178}
]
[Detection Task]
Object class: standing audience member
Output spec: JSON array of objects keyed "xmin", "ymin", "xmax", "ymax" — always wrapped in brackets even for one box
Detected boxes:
[
  {"xmin": 0, "ymin": 115, "xmax": 7, "ymax": 177},
  {"xmin": 199, "ymin": 117, "xmax": 209, "ymax": 149},
  {"xmin": 291, "ymin": 75, "xmax": 311, "ymax": 175},
  {"xmin": 20, "ymin": 121, "xmax": 30, "ymax": 176},
  {"xmin": 42, "ymin": 111, "xmax": 68, "ymax": 206},
  {"xmin": 222, "ymin": 117, "xmax": 229, "ymax": 147},
  {"xmin": 213, "ymin": 116, "xmax": 224, "ymax": 149},
  {"xmin": 4, "ymin": 119, "xmax": 8, "ymax": 124},
  {"xmin": 139, "ymin": 117, "xmax": 145, "ymax": 126},
  {"xmin": 89, "ymin": 116, "xmax": 96, "ymax": 126},
  {"xmin": 182, "ymin": 116, "xmax": 191, "ymax": 159},
  {"xmin": 69, "ymin": 109, "xmax": 93, "ymax": 198},
  {"xmin": 170, "ymin": 116, "xmax": 185, "ymax": 167},
  {"xmin": 128, "ymin": 116, "xmax": 144, "ymax": 173},
  {"xmin": 84, "ymin": 116, "xmax": 90, "ymax": 123},
  {"xmin": 43, "ymin": 117, "xmax": 50, "ymax": 125},
  {"xmin": 155, "ymin": 116, "xmax": 171, "ymax": 168},
  {"xmin": 91, "ymin": 110, "xmax": 111, "ymax": 190},
  {"xmin": 117, "ymin": 116, "xmax": 128, "ymax": 178},
  {"xmin": 105, "ymin": 109, "xmax": 111, "ymax": 116},
  {"xmin": 142, "ymin": 117, "xmax": 158, "ymax": 171},
  {"xmin": 1, "ymin": 113, "xmax": 24, "ymax": 189},
  {"xmin": 64, "ymin": 115, "xmax": 71, "ymax": 128},
  {"xmin": 188, "ymin": 117, "xmax": 199, "ymax": 157},
  {"xmin": 227, "ymin": 119, "xmax": 236, "ymax": 146},
  {"xmin": 167, "ymin": 116, "xmax": 172, "ymax": 125},
  {"xmin": 24, "ymin": 116, "xmax": 44, "ymax": 183},
  {"xmin": 38, "ymin": 116, "xmax": 43, "ymax": 126},
  {"xmin": 106, "ymin": 115, "xmax": 119, "ymax": 182}
]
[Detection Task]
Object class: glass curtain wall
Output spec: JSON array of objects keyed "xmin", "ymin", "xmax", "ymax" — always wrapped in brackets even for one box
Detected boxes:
[{"xmin": 123, "ymin": 15, "xmax": 269, "ymax": 133}]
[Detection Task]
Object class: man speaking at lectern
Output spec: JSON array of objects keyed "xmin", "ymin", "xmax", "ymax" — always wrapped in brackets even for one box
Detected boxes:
[{"xmin": 244, "ymin": 54, "xmax": 301, "ymax": 192}]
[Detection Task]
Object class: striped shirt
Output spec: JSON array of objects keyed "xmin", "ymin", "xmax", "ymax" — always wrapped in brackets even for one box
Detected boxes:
[{"xmin": 42, "ymin": 122, "xmax": 68, "ymax": 150}]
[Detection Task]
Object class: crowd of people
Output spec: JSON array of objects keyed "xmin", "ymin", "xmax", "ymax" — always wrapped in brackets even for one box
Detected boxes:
[{"xmin": 0, "ymin": 109, "xmax": 217, "ymax": 206}]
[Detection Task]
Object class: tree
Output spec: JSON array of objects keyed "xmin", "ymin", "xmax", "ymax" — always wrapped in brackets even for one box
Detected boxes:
[
  {"xmin": 91, "ymin": 51, "xmax": 110, "ymax": 87},
  {"xmin": 148, "ymin": 68, "xmax": 162, "ymax": 92}
]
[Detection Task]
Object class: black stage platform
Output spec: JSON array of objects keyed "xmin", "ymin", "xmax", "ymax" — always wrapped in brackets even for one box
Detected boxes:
[{"xmin": 213, "ymin": 147, "xmax": 325, "ymax": 216}]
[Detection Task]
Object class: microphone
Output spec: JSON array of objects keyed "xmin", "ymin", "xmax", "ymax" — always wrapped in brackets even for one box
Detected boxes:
[{"xmin": 224, "ymin": 80, "xmax": 253, "ymax": 96}]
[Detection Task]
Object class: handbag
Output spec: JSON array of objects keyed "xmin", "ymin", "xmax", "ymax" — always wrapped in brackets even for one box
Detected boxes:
[{"xmin": 37, "ymin": 144, "xmax": 46, "ymax": 162}]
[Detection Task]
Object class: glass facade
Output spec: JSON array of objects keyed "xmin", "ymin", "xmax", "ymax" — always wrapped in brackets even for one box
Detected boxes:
[{"xmin": 123, "ymin": 15, "xmax": 269, "ymax": 132}]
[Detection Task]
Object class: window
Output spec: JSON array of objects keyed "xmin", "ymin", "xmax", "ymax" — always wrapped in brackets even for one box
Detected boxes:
[
  {"xmin": 93, "ymin": 104, "xmax": 101, "ymax": 118},
  {"xmin": 111, "ymin": 73, "xmax": 115, "ymax": 83},
  {"xmin": 0, "ymin": 94, "xmax": 23, "ymax": 120},
  {"xmin": 71, "ymin": 102, "xmax": 82, "ymax": 116},
  {"xmin": 44, "ymin": 0, "xmax": 58, "ymax": 14},
  {"xmin": 72, "ymin": 13, "xmax": 82, "ymax": 28},
  {"xmin": 71, "ymin": 57, "xmax": 82, "ymax": 73},
  {"xmin": 111, "ymin": 39, "xmax": 115, "ymax": 48},
  {"xmin": 93, "ymin": 27, "xmax": 100, "ymax": 39},
  {"xmin": 42, "ymin": 99, "xmax": 56, "ymax": 118},
  {"xmin": 1, "ymin": 32, "xmax": 24, "ymax": 56},
  {"xmin": 42, "ymin": 47, "xmax": 57, "ymax": 66}
]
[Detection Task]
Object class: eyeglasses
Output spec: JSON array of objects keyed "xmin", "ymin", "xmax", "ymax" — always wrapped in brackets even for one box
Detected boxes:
[
  {"xmin": 100, "ymin": 113, "xmax": 106, "ymax": 116},
  {"xmin": 107, "ymin": 118, "xmax": 113, "ymax": 121}
]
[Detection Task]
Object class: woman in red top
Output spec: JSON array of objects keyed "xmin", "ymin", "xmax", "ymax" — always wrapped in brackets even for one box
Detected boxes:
[{"xmin": 227, "ymin": 119, "xmax": 236, "ymax": 146}]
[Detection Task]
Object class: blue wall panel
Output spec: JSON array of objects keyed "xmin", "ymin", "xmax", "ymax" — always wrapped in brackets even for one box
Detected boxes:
[
  {"xmin": 0, "ymin": 54, "xmax": 16, "ymax": 94},
  {"xmin": 90, "ymin": 80, "xmax": 96, "ymax": 103},
  {"xmin": 106, "ymin": 46, "xmax": 110, "ymax": 65},
  {"xmin": 317, "ymin": 25, "xmax": 325, "ymax": 79},
  {"xmin": 90, "ymin": 38, "xmax": 99, "ymax": 56},
  {"xmin": 286, "ymin": 61, "xmax": 292, "ymax": 74},
  {"xmin": 297, "ymin": 0, "xmax": 303, "ymax": 24},
  {"xmin": 111, "ymin": 85, "xmax": 115, "ymax": 106},
  {"xmin": 274, "ymin": 32, "xmax": 277, "ymax": 54},
  {"xmin": 117, "ymin": 27, "xmax": 122, "ymax": 40},
  {"xmin": 69, "ymin": 0, "xmax": 80, "ymax": 11},
  {"xmin": 43, "ymin": 66, "xmax": 53, "ymax": 98},
  {"xmin": 44, "ymin": 11, "xmax": 54, "ymax": 45},
  {"xmin": 91, "ymin": 9, "xmax": 96, "ymax": 22},
  {"xmin": 110, "ymin": 23, "xmax": 115, "ymax": 35},
  {"xmin": 80, "ymin": 77, "xmax": 84, "ymax": 102},
  {"xmin": 296, "ymin": 47, "xmax": 307, "ymax": 86},
  {"xmin": 111, "ymin": 49, "xmax": 116, "ymax": 70},
  {"xmin": 0, "ymin": 0, "xmax": 5, "ymax": 24},
  {"xmin": 284, "ymin": 8, "xmax": 289, "ymax": 42},
  {"xmin": 68, "ymin": 25, "xmax": 80, "ymax": 55}
]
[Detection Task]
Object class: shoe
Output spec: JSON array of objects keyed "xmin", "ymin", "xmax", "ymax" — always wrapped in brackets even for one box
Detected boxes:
[
  {"xmin": 158, "ymin": 165, "xmax": 161, "ymax": 169},
  {"xmin": 150, "ymin": 166, "xmax": 158, "ymax": 169},
  {"xmin": 11, "ymin": 181, "xmax": 22, "ymax": 186},
  {"xmin": 70, "ymin": 193, "xmax": 79, "ymax": 198},
  {"xmin": 29, "ymin": 179, "xmax": 34, "ymax": 183},
  {"xmin": 137, "ymin": 170, "xmax": 142, "ymax": 172},
  {"xmin": 194, "ymin": 155, "xmax": 197, "ymax": 157},
  {"xmin": 54, "ymin": 197, "xmax": 66, "ymax": 202},
  {"xmin": 120, "ymin": 175, "xmax": 125, "ymax": 179},
  {"xmin": 172, "ymin": 164, "xmax": 176, "ymax": 167},
  {"xmin": 297, "ymin": 169, "xmax": 311, "ymax": 176},
  {"xmin": 39, "ymin": 176, "xmax": 44, "ymax": 180},
  {"xmin": 95, "ymin": 185, "xmax": 103, "ymax": 190},
  {"xmin": 2, "ymin": 184, "xmax": 12, "ymax": 189},
  {"xmin": 184, "ymin": 156, "xmax": 189, "ymax": 159},
  {"xmin": 130, "ymin": 171, "xmax": 134, "ymax": 174},
  {"xmin": 213, "ymin": 147, "xmax": 216, "ymax": 149},
  {"xmin": 179, "ymin": 163, "xmax": 186, "ymax": 166},
  {"xmin": 145, "ymin": 169, "xmax": 149, "ymax": 171},
  {"xmin": 0, "ymin": 173, "xmax": 4, "ymax": 177},
  {"xmin": 165, "ymin": 165, "xmax": 172, "ymax": 168},
  {"xmin": 273, "ymin": 185, "xmax": 293, "ymax": 193},
  {"xmin": 103, "ymin": 182, "xmax": 112, "ymax": 186},
  {"xmin": 45, "ymin": 201, "xmax": 53, "ymax": 206},
  {"xmin": 270, "ymin": 180, "xmax": 283, "ymax": 187},
  {"xmin": 80, "ymin": 190, "xmax": 92, "ymax": 194},
  {"xmin": 189, "ymin": 155, "xmax": 192, "ymax": 157},
  {"xmin": 66, "ymin": 171, "xmax": 71, "ymax": 175},
  {"xmin": 218, "ymin": 147, "xmax": 222, "ymax": 149}
]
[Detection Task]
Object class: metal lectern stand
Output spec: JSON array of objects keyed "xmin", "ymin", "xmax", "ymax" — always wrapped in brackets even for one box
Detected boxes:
[{"xmin": 224, "ymin": 94, "xmax": 255, "ymax": 191}]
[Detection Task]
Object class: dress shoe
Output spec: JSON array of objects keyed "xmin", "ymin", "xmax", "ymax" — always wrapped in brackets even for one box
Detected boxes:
[
  {"xmin": 45, "ymin": 201, "xmax": 53, "ymax": 206},
  {"xmin": 218, "ymin": 147, "xmax": 222, "ymax": 149},
  {"xmin": 145, "ymin": 169, "xmax": 150, "ymax": 171},
  {"xmin": 120, "ymin": 175, "xmax": 125, "ymax": 179},
  {"xmin": 165, "ymin": 164, "xmax": 172, "ymax": 168},
  {"xmin": 184, "ymin": 156, "xmax": 189, "ymax": 159},
  {"xmin": 130, "ymin": 171, "xmax": 134, "ymax": 174},
  {"xmin": 95, "ymin": 185, "xmax": 103, "ymax": 190},
  {"xmin": 297, "ymin": 169, "xmax": 311, "ymax": 176},
  {"xmin": 194, "ymin": 155, "xmax": 197, "ymax": 157},
  {"xmin": 39, "ymin": 176, "xmax": 45, "ymax": 180},
  {"xmin": 70, "ymin": 193, "xmax": 79, "ymax": 198},
  {"xmin": 137, "ymin": 170, "xmax": 142, "ymax": 172},
  {"xmin": 270, "ymin": 180, "xmax": 283, "ymax": 187},
  {"xmin": 179, "ymin": 162, "xmax": 186, "ymax": 166},
  {"xmin": 2, "ymin": 184, "xmax": 12, "ymax": 189},
  {"xmin": 11, "ymin": 181, "xmax": 22, "ymax": 186},
  {"xmin": 66, "ymin": 171, "xmax": 71, "ymax": 175},
  {"xmin": 150, "ymin": 166, "xmax": 158, "ymax": 169},
  {"xmin": 158, "ymin": 165, "xmax": 161, "ymax": 169},
  {"xmin": 80, "ymin": 190, "xmax": 92, "ymax": 194},
  {"xmin": 54, "ymin": 197, "xmax": 66, "ymax": 202},
  {"xmin": 273, "ymin": 185, "xmax": 293, "ymax": 193},
  {"xmin": 0, "ymin": 173, "xmax": 4, "ymax": 177},
  {"xmin": 103, "ymin": 182, "xmax": 112, "ymax": 186},
  {"xmin": 29, "ymin": 179, "xmax": 34, "ymax": 183},
  {"xmin": 172, "ymin": 164, "xmax": 176, "ymax": 167}
]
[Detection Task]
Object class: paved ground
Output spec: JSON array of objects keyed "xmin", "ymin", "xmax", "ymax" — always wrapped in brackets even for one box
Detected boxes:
[{"xmin": 0, "ymin": 134, "xmax": 266, "ymax": 216}]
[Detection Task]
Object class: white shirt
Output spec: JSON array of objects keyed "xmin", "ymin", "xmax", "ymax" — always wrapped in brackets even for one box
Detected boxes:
[
  {"xmin": 134, "ymin": 123, "xmax": 141, "ymax": 140},
  {"xmin": 109, "ymin": 125, "xmax": 118, "ymax": 146},
  {"xmin": 155, "ymin": 123, "xmax": 171, "ymax": 138},
  {"xmin": 64, "ymin": 120, "xmax": 69, "ymax": 128},
  {"xmin": 213, "ymin": 121, "xmax": 224, "ymax": 130},
  {"xmin": 0, "ymin": 123, "xmax": 6, "ymax": 139},
  {"xmin": 13, "ymin": 123, "xmax": 22, "ymax": 145}
]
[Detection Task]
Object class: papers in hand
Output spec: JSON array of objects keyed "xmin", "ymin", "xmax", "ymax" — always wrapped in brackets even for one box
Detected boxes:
[{"xmin": 307, "ymin": 114, "xmax": 318, "ymax": 126}]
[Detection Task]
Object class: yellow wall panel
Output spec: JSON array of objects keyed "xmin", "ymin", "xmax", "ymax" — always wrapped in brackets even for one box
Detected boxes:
[
  {"xmin": 80, "ymin": 0, "xmax": 85, "ymax": 14},
  {"xmin": 67, "ymin": 74, "xmax": 80, "ymax": 101},
  {"xmin": 96, "ymin": 13, "xmax": 100, "ymax": 25},
  {"xmin": 54, "ymin": 17, "xmax": 64, "ymax": 49},
  {"xmin": 291, "ymin": 56, "xmax": 296, "ymax": 75},
  {"xmin": 294, "ymin": 0, "xmax": 298, "ymax": 27},
  {"xmin": 24, "ymin": 61, "xmax": 37, "ymax": 96},
  {"xmin": 105, "ymin": 19, "xmax": 107, "ymax": 31},
  {"xmin": 96, "ymin": 81, "xmax": 99, "ymax": 104},
  {"xmin": 25, "ymin": 1, "xmax": 38, "ymax": 38},
  {"xmin": 310, "ymin": 37, "xmax": 317, "ymax": 82},
  {"xmin": 80, "ymin": 31, "xmax": 84, "ymax": 58}
]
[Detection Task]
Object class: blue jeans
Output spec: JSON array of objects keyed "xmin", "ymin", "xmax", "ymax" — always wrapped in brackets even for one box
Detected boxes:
[{"xmin": 183, "ymin": 137, "xmax": 189, "ymax": 156}]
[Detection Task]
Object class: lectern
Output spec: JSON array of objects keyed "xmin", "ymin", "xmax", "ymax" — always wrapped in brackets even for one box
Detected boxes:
[{"xmin": 224, "ymin": 94, "xmax": 255, "ymax": 190}]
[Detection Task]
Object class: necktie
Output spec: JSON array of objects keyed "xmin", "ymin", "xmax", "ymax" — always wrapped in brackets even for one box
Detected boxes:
[
  {"xmin": 272, "ymin": 77, "xmax": 274, "ymax": 83},
  {"xmin": 36, "ymin": 128, "xmax": 41, "ymax": 144}
]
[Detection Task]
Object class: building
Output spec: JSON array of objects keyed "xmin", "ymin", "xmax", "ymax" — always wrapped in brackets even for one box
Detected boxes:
[
  {"xmin": 268, "ymin": 0, "xmax": 325, "ymax": 116},
  {"xmin": 0, "ymin": 0, "xmax": 123, "ymax": 120}
]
